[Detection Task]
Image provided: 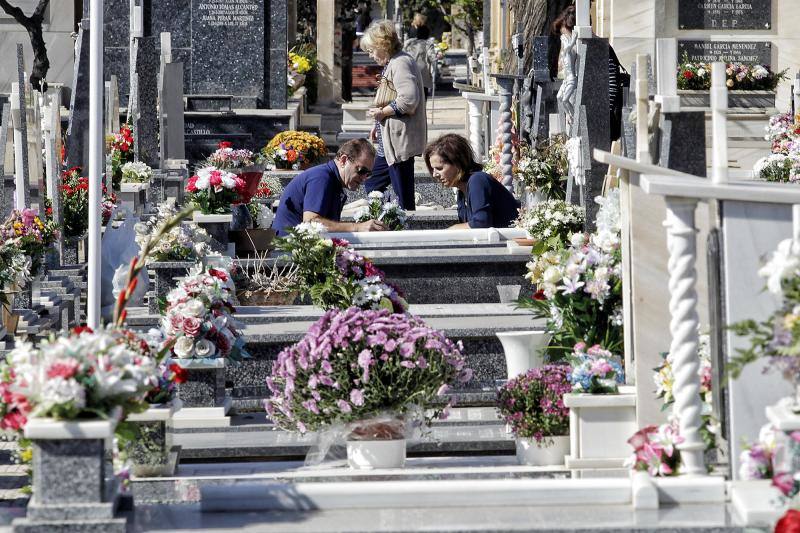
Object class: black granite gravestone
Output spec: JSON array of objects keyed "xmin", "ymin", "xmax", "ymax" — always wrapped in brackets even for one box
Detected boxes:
[
  {"xmin": 104, "ymin": 0, "xmax": 287, "ymax": 109},
  {"xmin": 67, "ymin": 19, "xmax": 90, "ymax": 169},
  {"xmin": 678, "ymin": 0, "xmax": 772, "ymax": 30},
  {"xmin": 678, "ymin": 40, "xmax": 772, "ymax": 65},
  {"xmin": 183, "ymin": 115, "xmax": 291, "ymax": 164}
]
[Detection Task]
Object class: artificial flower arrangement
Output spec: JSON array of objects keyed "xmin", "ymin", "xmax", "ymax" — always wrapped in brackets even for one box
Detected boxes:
[
  {"xmin": 353, "ymin": 191, "xmax": 407, "ymax": 231},
  {"xmin": 186, "ymin": 166, "xmax": 247, "ymax": 214},
  {"xmin": 738, "ymin": 423, "xmax": 778, "ymax": 481},
  {"xmin": 765, "ymin": 112, "xmax": 800, "ymax": 154},
  {"xmin": 567, "ymin": 342, "xmax": 624, "ymax": 394},
  {"xmin": 274, "ymin": 222, "xmax": 407, "ymax": 312},
  {"xmin": 517, "ymin": 135, "xmax": 569, "ymax": 201},
  {"xmin": 728, "ymin": 238, "xmax": 800, "ymax": 392},
  {"xmin": 144, "ymin": 360, "xmax": 188, "ymax": 405},
  {"xmin": 677, "ymin": 53, "xmax": 787, "ymax": 91},
  {"xmin": 626, "ymin": 420, "xmax": 684, "ymax": 476},
  {"xmin": 753, "ymin": 152, "xmax": 800, "ymax": 183},
  {"xmin": 653, "ymin": 332, "xmax": 719, "ymax": 451},
  {"xmin": 134, "ymin": 203, "xmax": 213, "ymax": 262},
  {"xmin": 265, "ymin": 306, "xmax": 472, "ymax": 436},
  {"xmin": 59, "ymin": 166, "xmax": 117, "ymax": 238},
  {"xmin": 287, "ymin": 46, "xmax": 316, "ymax": 94},
  {"xmin": 160, "ymin": 265, "xmax": 248, "ymax": 361},
  {"xmin": 513, "ymin": 199, "xmax": 584, "ymax": 250},
  {"xmin": 107, "ymin": 123, "xmax": 135, "ymax": 190},
  {"xmin": 496, "ymin": 364, "xmax": 571, "ymax": 445},
  {"xmin": 257, "ymin": 174, "xmax": 281, "ymax": 200},
  {"xmin": 206, "ymin": 141, "xmax": 263, "ymax": 171},
  {"xmin": 0, "ymin": 209, "xmax": 59, "ymax": 277},
  {"xmin": 0, "ymin": 238, "xmax": 32, "ymax": 305},
  {"xmin": 120, "ymin": 161, "xmax": 153, "ymax": 184},
  {"xmin": 519, "ymin": 191, "xmax": 623, "ymax": 359},
  {"xmin": 262, "ymin": 131, "xmax": 327, "ymax": 171}
]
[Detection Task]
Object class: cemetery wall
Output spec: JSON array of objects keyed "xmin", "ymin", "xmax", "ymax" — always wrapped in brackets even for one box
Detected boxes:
[
  {"xmin": 0, "ymin": 2, "xmax": 75, "ymax": 95},
  {"xmin": 606, "ymin": 0, "xmax": 800, "ymax": 111}
]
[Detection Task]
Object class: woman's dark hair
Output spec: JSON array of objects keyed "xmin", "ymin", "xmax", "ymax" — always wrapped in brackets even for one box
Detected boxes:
[
  {"xmin": 423, "ymin": 134, "xmax": 478, "ymax": 181},
  {"xmin": 415, "ymin": 25, "xmax": 430, "ymax": 40},
  {"xmin": 550, "ymin": 5, "xmax": 576, "ymax": 35}
]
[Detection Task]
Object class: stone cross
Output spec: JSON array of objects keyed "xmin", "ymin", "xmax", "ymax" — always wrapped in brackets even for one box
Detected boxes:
[
  {"xmin": 43, "ymin": 93, "xmax": 64, "ymax": 261},
  {"xmin": 13, "ymin": 45, "xmax": 30, "ymax": 210},
  {"xmin": 655, "ymin": 39, "xmax": 680, "ymax": 114},
  {"xmin": 710, "ymin": 63, "xmax": 728, "ymax": 184}
]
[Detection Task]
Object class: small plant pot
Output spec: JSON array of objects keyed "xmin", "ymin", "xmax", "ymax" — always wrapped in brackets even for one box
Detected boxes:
[
  {"xmin": 515, "ymin": 435, "xmax": 569, "ymax": 466},
  {"xmin": 347, "ymin": 438, "xmax": 406, "ymax": 469}
]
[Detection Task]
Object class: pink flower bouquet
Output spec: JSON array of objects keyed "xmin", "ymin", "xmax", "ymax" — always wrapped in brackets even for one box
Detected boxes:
[
  {"xmin": 626, "ymin": 421, "xmax": 684, "ymax": 476},
  {"xmin": 264, "ymin": 307, "xmax": 472, "ymax": 434},
  {"xmin": 497, "ymin": 365, "xmax": 571, "ymax": 444},
  {"xmin": 186, "ymin": 166, "xmax": 247, "ymax": 214},
  {"xmin": 161, "ymin": 267, "xmax": 248, "ymax": 361}
]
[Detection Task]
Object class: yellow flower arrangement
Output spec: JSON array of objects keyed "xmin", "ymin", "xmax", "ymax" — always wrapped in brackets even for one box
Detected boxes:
[
  {"xmin": 289, "ymin": 52, "xmax": 312, "ymax": 75},
  {"xmin": 263, "ymin": 131, "xmax": 328, "ymax": 170}
]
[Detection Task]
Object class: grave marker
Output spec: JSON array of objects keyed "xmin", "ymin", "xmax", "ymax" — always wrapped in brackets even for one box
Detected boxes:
[
  {"xmin": 105, "ymin": 75, "xmax": 120, "ymax": 140},
  {"xmin": 13, "ymin": 45, "xmax": 30, "ymax": 209},
  {"xmin": 67, "ymin": 19, "xmax": 91, "ymax": 170},
  {"xmin": 678, "ymin": 40, "xmax": 772, "ymax": 65},
  {"xmin": 43, "ymin": 94, "xmax": 64, "ymax": 262},
  {"xmin": 160, "ymin": 62, "xmax": 185, "ymax": 162},
  {"xmin": 678, "ymin": 0, "xmax": 772, "ymax": 30}
]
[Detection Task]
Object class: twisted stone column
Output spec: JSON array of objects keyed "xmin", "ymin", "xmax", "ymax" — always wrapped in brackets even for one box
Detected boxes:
[
  {"xmin": 664, "ymin": 197, "xmax": 706, "ymax": 476},
  {"xmin": 495, "ymin": 76, "xmax": 515, "ymax": 193}
]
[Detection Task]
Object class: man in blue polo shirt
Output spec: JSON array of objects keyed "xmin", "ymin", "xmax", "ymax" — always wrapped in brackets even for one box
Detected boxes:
[{"xmin": 272, "ymin": 138, "xmax": 387, "ymax": 236}]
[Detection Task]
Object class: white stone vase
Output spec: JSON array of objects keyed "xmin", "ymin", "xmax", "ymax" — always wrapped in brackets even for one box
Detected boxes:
[
  {"xmin": 496, "ymin": 330, "xmax": 552, "ymax": 379},
  {"xmin": 563, "ymin": 386, "xmax": 637, "ymax": 471},
  {"xmin": 515, "ymin": 435, "xmax": 569, "ymax": 466},
  {"xmin": 346, "ymin": 438, "xmax": 406, "ymax": 469}
]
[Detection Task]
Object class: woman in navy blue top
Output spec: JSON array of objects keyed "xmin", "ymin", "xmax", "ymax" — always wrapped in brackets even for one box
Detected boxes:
[{"xmin": 423, "ymin": 134, "xmax": 520, "ymax": 229}]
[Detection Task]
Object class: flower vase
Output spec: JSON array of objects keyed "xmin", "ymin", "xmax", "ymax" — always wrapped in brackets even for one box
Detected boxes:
[
  {"xmin": 123, "ymin": 401, "xmax": 182, "ymax": 477},
  {"xmin": 346, "ymin": 418, "xmax": 407, "ymax": 469},
  {"xmin": 563, "ymin": 385, "xmax": 637, "ymax": 473},
  {"xmin": 515, "ymin": 436, "xmax": 569, "ymax": 466},
  {"xmin": 524, "ymin": 190, "xmax": 545, "ymax": 208},
  {"xmin": 12, "ymin": 414, "xmax": 127, "ymax": 531},
  {"xmin": 169, "ymin": 358, "xmax": 231, "ymax": 428},
  {"xmin": 496, "ymin": 330, "xmax": 552, "ymax": 379}
]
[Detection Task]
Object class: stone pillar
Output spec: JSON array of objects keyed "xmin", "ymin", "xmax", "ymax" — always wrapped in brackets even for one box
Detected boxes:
[
  {"xmin": 492, "ymin": 74, "xmax": 522, "ymax": 194},
  {"xmin": 316, "ymin": 0, "xmax": 341, "ymax": 106},
  {"xmin": 464, "ymin": 95, "xmax": 484, "ymax": 160}
]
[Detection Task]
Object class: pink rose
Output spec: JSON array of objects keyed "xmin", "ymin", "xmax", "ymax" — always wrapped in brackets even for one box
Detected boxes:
[{"xmin": 183, "ymin": 316, "xmax": 202, "ymax": 337}]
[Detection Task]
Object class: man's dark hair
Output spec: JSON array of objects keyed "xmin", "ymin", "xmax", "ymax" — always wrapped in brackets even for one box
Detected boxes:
[{"xmin": 337, "ymin": 138, "xmax": 376, "ymax": 161}]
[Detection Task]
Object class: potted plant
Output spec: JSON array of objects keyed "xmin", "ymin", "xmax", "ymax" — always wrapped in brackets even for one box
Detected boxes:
[
  {"xmin": 513, "ymin": 200, "xmax": 584, "ymax": 250},
  {"xmin": 265, "ymin": 307, "xmax": 472, "ymax": 469},
  {"xmin": 677, "ymin": 55, "xmax": 787, "ymax": 109},
  {"xmin": 519, "ymin": 190, "xmax": 623, "ymax": 360},
  {"xmin": 262, "ymin": 130, "xmax": 327, "ymax": 171},
  {"xmin": 186, "ymin": 166, "xmax": 246, "ymax": 216},
  {"xmin": 160, "ymin": 265, "xmax": 248, "ymax": 425},
  {"xmin": 497, "ymin": 365, "xmax": 571, "ymax": 466},
  {"xmin": 352, "ymin": 191, "xmax": 408, "ymax": 231},
  {"xmin": 273, "ymin": 222, "xmax": 407, "ymax": 312},
  {"xmin": 234, "ymin": 255, "xmax": 300, "ymax": 306},
  {"xmin": 106, "ymin": 123, "xmax": 134, "ymax": 191},
  {"xmin": 59, "ymin": 166, "xmax": 117, "ymax": 260}
]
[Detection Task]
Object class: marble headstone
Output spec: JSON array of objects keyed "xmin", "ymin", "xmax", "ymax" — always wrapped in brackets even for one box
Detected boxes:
[
  {"xmin": 67, "ymin": 19, "xmax": 91, "ymax": 169},
  {"xmin": 678, "ymin": 0, "xmax": 772, "ymax": 30},
  {"xmin": 159, "ymin": 62, "xmax": 185, "ymax": 161},
  {"xmin": 678, "ymin": 40, "xmax": 772, "ymax": 66},
  {"xmin": 104, "ymin": 0, "xmax": 288, "ymax": 109}
]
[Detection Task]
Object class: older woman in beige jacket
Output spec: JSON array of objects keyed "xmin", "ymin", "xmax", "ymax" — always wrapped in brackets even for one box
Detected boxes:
[{"xmin": 361, "ymin": 20, "xmax": 427, "ymax": 210}]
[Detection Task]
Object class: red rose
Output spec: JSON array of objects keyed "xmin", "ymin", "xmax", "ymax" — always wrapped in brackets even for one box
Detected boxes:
[
  {"xmin": 169, "ymin": 363, "xmax": 188, "ymax": 384},
  {"xmin": 186, "ymin": 176, "xmax": 199, "ymax": 193},
  {"xmin": 218, "ymin": 141, "xmax": 232, "ymax": 149},
  {"xmin": 683, "ymin": 70, "xmax": 693, "ymax": 79},
  {"xmin": 533, "ymin": 289, "xmax": 546, "ymax": 301},
  {"xmin": 120, "ymin": 143, "xmax": 129, "ymax": 152},
  {"xmin": 209, "ymin": 172, "xmax": 223, "ymax": 188},
  {"xmin": 209, "ymin": 268, "xmax": 228, "ymax": 282},
  {"xmin": 775, "ymin": 509, "xmax": 800, "ymax": 533}
]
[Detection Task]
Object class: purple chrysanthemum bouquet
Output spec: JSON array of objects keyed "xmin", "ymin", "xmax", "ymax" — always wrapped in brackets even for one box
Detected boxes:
[{"xmin": 264, "ymin": 307, "xmax": 472, "ymax": 437}]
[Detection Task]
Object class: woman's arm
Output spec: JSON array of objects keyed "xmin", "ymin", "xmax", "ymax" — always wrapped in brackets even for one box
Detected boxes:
[{"xmin": 387, "ymin": 56, "xmax": 421, "ymax": 115}]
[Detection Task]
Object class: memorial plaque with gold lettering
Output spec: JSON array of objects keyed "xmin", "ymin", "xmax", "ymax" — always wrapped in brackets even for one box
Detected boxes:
[
  {"xmin": 678, "ymin": 40, "xmax": 772, "ymax": 66},
  {"xmin": 678, "ymin": 0, "xmax": 772, "ymax": 30}
]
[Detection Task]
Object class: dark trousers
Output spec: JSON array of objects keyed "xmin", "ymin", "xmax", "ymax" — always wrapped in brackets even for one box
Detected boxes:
[{"xmin": 364, "ymin": 155, "xmax": 416, "ymax": 210}]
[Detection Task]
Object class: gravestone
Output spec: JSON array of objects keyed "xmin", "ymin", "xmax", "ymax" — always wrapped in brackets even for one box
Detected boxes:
[
  {"xmin": 571, "ymin": 38, "xmax": 610, "ymax": 227},
  {"xmin": 159, "ymin": 62, "xmax": 185, "ymax": 161},
  {"xmin": 0, "ymin": 104, "xmax": 8, "ymax": 215},
  {"xmin": 13, "ymin": 46, "xmax": 30, "ymax": 210},
  {"xmin": 183, "ymin": 115, "xmax": 291, "ymax": 163},
  {"xmin": 104, "ymin": 0, "xmax": 288, "ymax": 109},
  {"xmin": 43, "ymin": 94, "xmax": 64, "ymax": 263},
  {"xmin": 678, "ymin": 40, "xmax": 772, "ymax": 65},
  {"xmin": 105, "ymin": 75, "xmax": 121, "ymax": 139},
  {"xmin": 134, "ymin": 36, "xmax": 160, "ymax": 167},
  {"xmin": 67, "ymin": 19, "xmax": 91, "ymax": 170},
  {"xmin": 678, "ymin": 0, "xmax": 772, "ymax": 30}
]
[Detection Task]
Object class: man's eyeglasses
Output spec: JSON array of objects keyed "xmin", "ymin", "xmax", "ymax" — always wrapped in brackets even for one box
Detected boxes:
[{"xmin": 355, "ymin": 166, "xmax": 372, "ymax": 177}]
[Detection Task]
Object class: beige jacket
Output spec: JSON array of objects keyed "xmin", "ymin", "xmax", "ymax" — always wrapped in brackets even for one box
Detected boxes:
[{"xmin": 380, "ymin": 52, "xmax": 427, "ymax": 166}]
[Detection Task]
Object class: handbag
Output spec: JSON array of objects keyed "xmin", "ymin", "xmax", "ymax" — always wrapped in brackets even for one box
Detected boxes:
[{"xmin": 374, "ymin": 75, "xmax": 398, "ymax": 108}]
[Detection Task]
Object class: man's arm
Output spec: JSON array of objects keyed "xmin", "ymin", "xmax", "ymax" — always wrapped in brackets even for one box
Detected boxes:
[{"xmin": 303, "ymin": 211, "xmax": 386, "ymax": 232}]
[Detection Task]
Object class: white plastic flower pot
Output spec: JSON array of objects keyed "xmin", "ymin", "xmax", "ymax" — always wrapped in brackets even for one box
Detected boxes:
[
  {"xmin": 515, "ymin": 435, "xmax": 569, "ymax": 466},
  {"xmin": 496, "ymin": 330, "xmax": 552, "ymax": 379},
  {"xmin": 346, "ymin": 439, "xmax": 406, "ymax": 469}
]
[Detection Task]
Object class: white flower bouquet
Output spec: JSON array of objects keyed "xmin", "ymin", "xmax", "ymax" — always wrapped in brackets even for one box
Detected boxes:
[
  {"xmin": 353, "ymin": 191, "xmax": 407, "ymax": 231},
  {"xmin": 134, "ymin": 203, "xmax": 213, "ymax": 262},
  {"xmin": 120, "ymin": 161, "xmax": 153, "ymax": 183}
]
